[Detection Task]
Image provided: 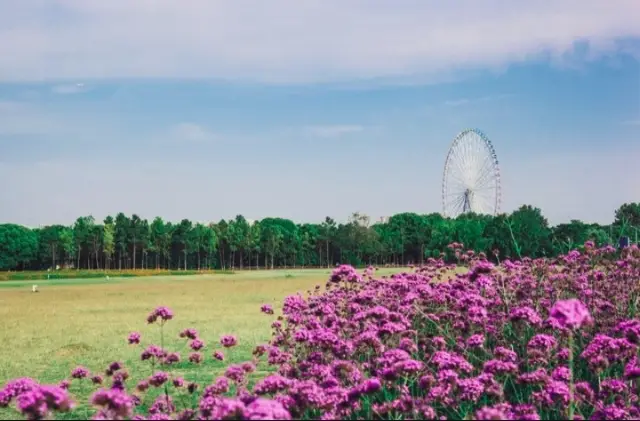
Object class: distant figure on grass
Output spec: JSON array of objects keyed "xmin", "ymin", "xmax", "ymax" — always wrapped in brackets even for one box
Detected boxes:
[{"xmin": 32, "ymin": 285, "xmax": 39, "ymax": 293}]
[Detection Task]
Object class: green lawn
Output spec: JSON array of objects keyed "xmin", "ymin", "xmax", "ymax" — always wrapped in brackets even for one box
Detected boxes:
[{"xmin": 0, "ymin": 268, "xmax": 410, "ymax": 419}]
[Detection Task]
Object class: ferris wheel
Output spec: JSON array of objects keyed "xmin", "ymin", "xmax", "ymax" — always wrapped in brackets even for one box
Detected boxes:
[{"xmin": 442, "ymin": 129, "xmax": 501, "ymax": 218}]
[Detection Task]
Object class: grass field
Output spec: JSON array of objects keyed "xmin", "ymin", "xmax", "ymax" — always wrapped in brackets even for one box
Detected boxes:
[{"xmin": 0, "ymin": 267, "xmax": 411, "ymax": 419}]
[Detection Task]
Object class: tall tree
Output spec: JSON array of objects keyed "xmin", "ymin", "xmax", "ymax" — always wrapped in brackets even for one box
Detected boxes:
[
  {"xmin": 114, "ymin": 213, "xmax": 130, "ymax": 270},
  {"xmin": 73, "ymin": 216, "xmax": 94, "ymax": 270},
  {"xmin": 39, "ymin": 225, "xmax": 65, "ymax": 269},
  {"xmin": 0, "ymin": 224, "xmax": 39, "ymax": 270},
  {"xmin": 129, "ymin": 215, "xmax": 142, "ymax": 270},
  {"xmin": 103, "ymin": 218, "xmax": 115, "ymax": 270},
  {"xmin": 320, "ymin": 217, "xmax": 337, "ymax": 267}
]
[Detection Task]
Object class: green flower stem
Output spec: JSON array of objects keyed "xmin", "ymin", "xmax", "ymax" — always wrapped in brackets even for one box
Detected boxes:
[{"xmin": 568, "ymin": 332, "xmax": 575, "ymax": 421}]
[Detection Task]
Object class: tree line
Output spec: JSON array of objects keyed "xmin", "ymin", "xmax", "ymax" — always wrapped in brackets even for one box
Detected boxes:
[{"xmin": 1, "ymin": 203, "xmax": 640, "ymax": 272}]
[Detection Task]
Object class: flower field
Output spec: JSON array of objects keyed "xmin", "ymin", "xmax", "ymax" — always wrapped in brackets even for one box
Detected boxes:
[{"xmin": 3, "ymin": 243, "xmax": 640, "ymax": 420}]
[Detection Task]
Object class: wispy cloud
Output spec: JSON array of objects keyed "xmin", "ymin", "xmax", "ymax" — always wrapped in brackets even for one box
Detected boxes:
[
  {"xmin": 170, "ymin": 123, "xmax": 216, "ymax": 142},
  {"xmin": 304, "ymin": 125, "xmax": 364, "ymax": 138},
  {"xmin": 0, "ymin": 2, "xmax": 638, "ymax": 84},
  {"xmin": 444, "ymin": 94, "xmax": 513, "ymax": 107},
  {"xmin": 51, "ymin": 83, "xmax": 89, "ymax": 94}
]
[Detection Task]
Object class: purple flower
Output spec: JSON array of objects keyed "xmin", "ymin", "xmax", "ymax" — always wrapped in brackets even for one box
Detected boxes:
[
  {"xmin": 467, "ymin": 334, "xmax": 485, "ymax": 348},
  {"xmin": 106, "ymin": 361, "xmax": 122, "ymax": 376},
  {"xmin": 179, "ymin": 328, "xmax": 198, "ymax": 340},
  {"xmin": 527, "ymin": 334, "xmax": 557, "ymax": 352},
  {"xmin": 245, "ymin": 398, "xmax": 291, "ymax": 420},
  {"xmin": 548, "ymin": 299, "xmax": 593, "ymax": 329},
  {"xmin": 71, "ymin": 366, "xmax": 89, "ymax": 380},
  {"xmin": 147, "ymin": 306, "xmax": 173, "ymax": 324},
  {"xmin": 16, "ymin": 385, "xmax": 74, "ymax": 420},
  {"xmin": 149, "ymin": 395, "xmax": 175, "ymax": 415},
  {"xmin": 173, "ymin": 377, "xmax": 185, "ymax": 388},
  {"xmin": 127, "ymin": 332, "xmax": 141, "ymax": 345},
  {"xmin": 165, "ymin": 352, "xmax": 181, "ymax": 365},
  {"xmin": 188, "ymin": 352, "xmax": 203, "ymax": 364},
  {"xmin": 261, "ymin": 304, "xmax": 274, "ymax": 315},
  {"xmin": 190, "ymin": 339, "xmax": 205, "ymax": 351},
  {"xmin": 141, "ymin": 345, "xmax": 166, "ymax": 361},
  {"xmin": 392, "ymin": 359, "xmax": 424, "ymax": 375},
  {"xmin": 221, "ymin": 335, "xmax": 238, "ymax": 348},
  {"xmin": 149, "ymin": 372, "xmax": 169, "ymax": 388},
  {"xmin": 330, "ymin": 264, "xmax": 362, "ymax": 283},
  {"xmin": 551, "ymin": 366, "xmax": 570, "ymax": 382},
  {"xmin": 213, "ymin": 350, "xmax": 225, "ymax": 361},
  {"xmin": 176, "ymin": 409, "xmax": 196, "ymax": 420},
  {"xmin": 625, "ymin": 359, "xmax": 640, "ymax": 379},
  {"xmin": 509, "ymin": 306, "xmax": 543, "ymax": 326},
  {"xmin": 203, "ymin": 377, "xmax": 230, "ymax": 397},
  {"xmin": 225, "ymin": 365, "xmax": 246, "ymax": 384},
  {"xmin": 136, "ymin": 381, "xmax": 150, "ymax": 392},
  {"xmin": 91, "ymin": 376, "xmax": 103, "ymax": 385},
  {"xmin": 254, "ymin": 375, "xmax": 292, "ymax": 395},
  {"xmin": 91, "ymin": 389, "xmax": 134, "ymax": 420},
  {"xmin": 199, "ymin": 397, "xmax": 246, "ymax": 420}
]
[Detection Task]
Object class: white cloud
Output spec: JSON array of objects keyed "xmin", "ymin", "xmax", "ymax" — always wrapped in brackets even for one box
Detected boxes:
[
  {"xmin": 444, "ymin": 94, "xmax": 513, "ymax": 107},
  {"xmin": 0, "ymin": 1, "xmax": 638, "ymax": 84},
  {"xmin": 305, "ymin": 125, "xmax": 364, "ymax": 138},
  {"xmin": 51, "ymin": 83, "xmax": 88, "ymax": 94},
  {"xmin": 170, "ymin": 123, "xmax": 216, "ymax": 142}
]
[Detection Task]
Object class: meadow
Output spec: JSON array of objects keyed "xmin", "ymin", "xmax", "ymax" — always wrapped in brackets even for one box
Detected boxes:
[{"xmin": 0, "ymin": 267, "xmax": 409, "ymax": 420}]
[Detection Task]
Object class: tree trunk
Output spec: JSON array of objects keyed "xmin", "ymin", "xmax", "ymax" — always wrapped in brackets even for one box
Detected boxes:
[
  {"xmin": 326, "ymin": 240, "xmax": 329, "ymax": 268},
  {"xmin": 184, "ymin": 250, "xmax": 187, "ymax": 270},
  {"xmin": 198, "ymin": 252, "xmax": 201, "ymax": 271},
  {"xmin": 77, "ymin": 248, "xmax": 81, "ymax": 270},
  {"xmin": 156, "ymin": 253, "xmax": 160, "ymax": 270},
  {"xmin": 132, "ymin": 238, "xmax": 137, "ymax": 270},
  {"xmin": 240, "ymin": 250, "xmax": 243, "ymax": 270}
]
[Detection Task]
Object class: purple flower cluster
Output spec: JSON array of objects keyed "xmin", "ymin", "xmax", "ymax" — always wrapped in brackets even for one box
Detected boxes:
[
  {"xmin": 0, "ymin": 379, "xmax": 73, "ymax": 420},
  {"xmin": 6, "ymin": 243, "xmax": 640, "ymax": 420},
  {"xmin": 146, "ymin": 306, "xmax": 173, "ymax": 324}
]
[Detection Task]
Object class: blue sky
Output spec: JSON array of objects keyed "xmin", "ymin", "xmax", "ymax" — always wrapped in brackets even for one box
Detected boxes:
[{"xmin": 0, "ymin": 1, "xmax": 639, "ymax": 227}]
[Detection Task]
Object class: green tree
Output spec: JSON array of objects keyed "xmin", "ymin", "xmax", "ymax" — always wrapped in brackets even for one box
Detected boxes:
[
  {"xmin": 39, "ymin": 225, "xmax": 66, "ymax": 269},
  {"xmin": 0, "ymin": 224, "xmax": 39, "ymax": 270},
  {"xmin": 73, "ymin": 216, "xmax": 95, "ymax": 270},
  {"xmin": 103, "ymin": 218, "xmax": 115, "ymax": 270},
  {"xmin": 114, "ymin": 213, "xmax": 130, "ymax": 270}
]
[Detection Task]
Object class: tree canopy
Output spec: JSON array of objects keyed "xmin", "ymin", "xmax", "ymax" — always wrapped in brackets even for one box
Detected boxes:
[{"xmin": 0, "ymin": 203, "xmax": 638, "ymax": 271}]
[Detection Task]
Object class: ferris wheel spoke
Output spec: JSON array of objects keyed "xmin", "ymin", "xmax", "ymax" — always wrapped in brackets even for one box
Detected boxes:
[
  {"xmin": 450, "ymin": 147, "xmax": 471, "ymax": 185},
  {"xmin": 446, "ymin": 195, "xmax": 466, "ymax": 216},
  {"xmin": 446, "ymin": 195, "xmax": 465, "ymax": 209},
  {"xmin": 448, "ymin": 172, "xmax": 468, "ymax": 190},
  {"xmin": 475, "ymin": 166, "xmax": 497, "ymax": 190},
  {"xmin": 471, "ymin": 150, "xmax": 495, "ymax": 187},
  {"xmin": 474, "ymin": 155, "xmax": 498, "ymax": 189},
  {"xmin": 452, "ymin": 196, "xmax": 465, "ymax": 216},
  {"xmin": 478, "ymin": 189, "xmax": 497, "ymax": 214},
  {"xmin": 474, "ymin": 192, "xmax": 492, "ymax": 213}
]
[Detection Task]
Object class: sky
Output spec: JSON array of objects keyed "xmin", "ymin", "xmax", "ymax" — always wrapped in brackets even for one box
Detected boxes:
[{"xmin": 0, "ymin": 1, "xmax": 639, "ymax": 227}]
